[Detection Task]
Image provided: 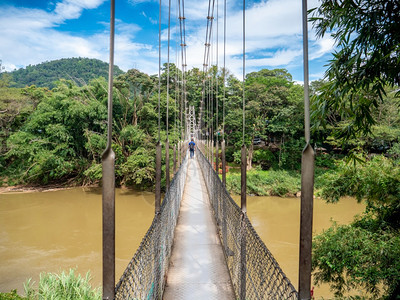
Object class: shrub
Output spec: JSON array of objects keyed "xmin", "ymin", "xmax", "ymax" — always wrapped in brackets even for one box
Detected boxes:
[
  {"xmin": 0, "ymin": 290, "xmax": 28, "ymax": 300},
  {"xmin": 226, "ymin": 169, "xmax": 300, "ymax": 196},
  {"xmin": 83, "ymin": 163, "xmax": 102, "ymax": 185},
  {"xmin": 315, "ymin": 152, "xmax": 337, "ymax": 169},
  {"xmin": 318, "ymin": 155, "xmax": 400, "ymax": 230},
  {"xmin": 313, "ymin": 223, "xmax": 400, "ymax": 298},
  {"xmin": 252, "ymin": 149, "xmax": 277, "ymax": 170},
  {"xmin": 24, "ymin": 269, "xmax": 101, "ymax": 300},
  {"xmin": 225, "ymin": 146, "xmax": 236, "ymax": 163}
]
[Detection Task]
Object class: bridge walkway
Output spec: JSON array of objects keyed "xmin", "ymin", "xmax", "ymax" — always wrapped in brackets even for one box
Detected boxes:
[{"xmin": 163, "ymin": 156, "xmax": 235, "ymax": 299}]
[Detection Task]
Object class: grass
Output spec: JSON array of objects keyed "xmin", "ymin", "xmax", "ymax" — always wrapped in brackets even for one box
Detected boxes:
[
  {"xmin": 226, "ymin": 168, "xmax": 301, "ymax": 196},
  {"xmin": 23, "ymin": 269, "xmax": 101, "ymax": 300}
]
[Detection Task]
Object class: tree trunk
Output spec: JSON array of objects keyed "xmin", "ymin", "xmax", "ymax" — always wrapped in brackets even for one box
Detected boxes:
[
  {"xmin": 133, "ymin": 90, "xmax": 138, "ymax": 126},
  {"xmin": 247, "ymin": 133, "xmax": 255, "ymax": 170}
]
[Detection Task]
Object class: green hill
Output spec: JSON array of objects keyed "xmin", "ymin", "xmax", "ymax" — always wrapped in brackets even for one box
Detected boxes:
[{"xmin": 9, "ymin": 57, "xmax": 124, "ymax": 89}]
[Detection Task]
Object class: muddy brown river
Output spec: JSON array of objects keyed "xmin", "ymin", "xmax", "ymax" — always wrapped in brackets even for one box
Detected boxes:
[{"xmin": 0, "ymin": 188, "xmax": 364, "ymax": 298}]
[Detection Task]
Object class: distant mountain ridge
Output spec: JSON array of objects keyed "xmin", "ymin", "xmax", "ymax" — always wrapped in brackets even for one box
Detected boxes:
[{"xmin": 8, "ymin": 57, "xmax": 124, "ymax": 89}]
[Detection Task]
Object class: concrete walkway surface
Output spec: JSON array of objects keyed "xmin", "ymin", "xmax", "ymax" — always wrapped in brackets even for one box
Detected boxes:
[{"xmin": 163, "ymin": 157, "xmax": 235, "ymax": 300}]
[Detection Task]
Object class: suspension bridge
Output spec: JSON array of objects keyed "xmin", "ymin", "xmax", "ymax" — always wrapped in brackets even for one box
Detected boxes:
[{"xmin": 101, "ymin": 0, "xmax": 314, "ymax": 299}]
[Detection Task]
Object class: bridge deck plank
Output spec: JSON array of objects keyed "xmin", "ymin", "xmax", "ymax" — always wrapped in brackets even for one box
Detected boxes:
[{"xmin": 163, "ymin": 156, "xmax": 235, "ymax": 299}]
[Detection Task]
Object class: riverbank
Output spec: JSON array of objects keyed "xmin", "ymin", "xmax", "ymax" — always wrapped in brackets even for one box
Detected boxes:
[
  {"xmin": 0, "ymin": 183, "xmax": 92, "ymax": 194},
  {"xmin": 225, "ymin": 169, "xmax": 303, "ymax": 197},
  {"xmin": 0, "ymin": 169, "xmax": 306, "ymax": 197}
]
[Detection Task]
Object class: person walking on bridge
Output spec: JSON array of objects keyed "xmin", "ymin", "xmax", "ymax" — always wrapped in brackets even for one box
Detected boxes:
[{"xmin": 188, "ymin": 138, "xmax": 195, "ymax": 159}]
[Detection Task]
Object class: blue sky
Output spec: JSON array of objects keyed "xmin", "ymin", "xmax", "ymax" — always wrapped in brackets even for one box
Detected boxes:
[{"xmin": 0, "ymin": 0, "xmax": 335, "ymax": 82}]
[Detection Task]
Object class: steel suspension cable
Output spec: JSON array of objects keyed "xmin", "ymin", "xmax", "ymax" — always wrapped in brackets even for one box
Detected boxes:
[
  {"xmin": 210, "ymin": 28, "xmax": 212, "ymax": 141},
  {"xmin": 240, "ymin": 0, "xmax": 247, "ymax": 297},
  {"xmin": 167, "ymin": 0, "xmax": 171, "ymax": 138},
  {"xmin": 174, "ymin": 0, "xmax": 179, "ymax": 170},
  {"xmin": 181, "ymin": 0, "xmax": 188, "ymax": 138},
  {"xmin": 201, "ymin": 12, "xmax": 210, "ymax": 144},
  {"xmin": 155, "ymin": 0, "xmax": 162, "ymax": 214},
  {"xmin": 242, "ymin": 0, "xmax": 245, "ymax": 145},
  {"xmin": 165, "ymin": 0, "xmax": 172, "ymax": 190},
  {"xmin": 207, "ymin": 0, "xmax": 216, "ymax": 159},
  {"xmin": 158, "ymin": 0, "xmax": 162, "ymax": 143},
  {"xmin": 223, "ymin": 0, "xmax": 226, "ymax": 140},
  {"xmin": 221, "ymin": 0, "xmax": 226, "ymax": 185},
  {"xmin": 215, "ymin": 0, "xmax": 219, "ymax": 174},
  {"xmin": 174, "ymin": 0, "xmax": 179, "ymax": 140},
  {"xmin": 200, "ymin": 0, "xmax": 216, "ymax": 152},
  {"xmin": 177, "ymin": 0, "xmax": 188, "ymax": 139}
]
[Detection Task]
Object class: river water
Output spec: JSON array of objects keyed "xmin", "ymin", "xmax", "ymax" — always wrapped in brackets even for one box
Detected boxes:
[
  {"xmin": 232, "ymin": 195, "xmax": 365, "ymax": 298},
  {"xmin": 0, "ymin": 188, "xmax": 364, "ymax": 298},
  {"xmin": 0, "ymin": 187, "xmax": 155, "ymax": 294}
]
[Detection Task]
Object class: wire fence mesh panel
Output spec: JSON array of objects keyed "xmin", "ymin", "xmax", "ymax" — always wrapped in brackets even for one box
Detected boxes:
[
  {"xmin": 197, "ymin": 143, "xmax": 298, "ymax": 300},
  {"xmin": 115, "ymin": 153, "xmax": 188, "ymax": 300}
]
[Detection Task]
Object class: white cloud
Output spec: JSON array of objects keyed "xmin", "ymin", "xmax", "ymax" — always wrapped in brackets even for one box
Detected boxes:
[
  {"xmin": 179, "ymin": 0, "xmax": 332, "ymax": 79},
  {"xmin": 127, "ymin": 0, "xmax": 156, "ymax": 5},
  {"xmin": 0, "ymin": 0, "xmax": 332, "ymax": 81},
  {"xmin": 0, "ymin": 5, "xmax": 98, "ymax": 70},
  {"xmin": 309, "ymin": 36, "xmax": 335, "ymax": 60},
  {"xmin": 310, "ymin": 71, "xmax": 325, "ymax": 81},
  {"xmin": 116, "ymin": 20, "xmax": 141, "ymax": 37},
  {"xmin": 0, "ymin": 1, "xmax": 158, "ymax": 74},
  {"xmin": 54, "ymin": 0, "xmax": 105, "ymax": 20}
]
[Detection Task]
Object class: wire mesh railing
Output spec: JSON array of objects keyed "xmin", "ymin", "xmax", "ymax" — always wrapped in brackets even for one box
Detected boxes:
[
  {"xmin": 115, "ymin": 152, "xmax": 188, "ymax": 300},
  {"xmin": 197, "ymin": 142, "xmax": 298, "ymax": 300}
]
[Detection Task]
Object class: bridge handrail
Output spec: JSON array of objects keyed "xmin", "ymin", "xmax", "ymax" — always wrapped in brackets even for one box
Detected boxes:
[
  {"xmin": 197, "ymin": 143, "xmax": 298, "ymax": 300},
  {"xmin": 115, "ymin": 152, "xmax": 189, "ymax": 299}
]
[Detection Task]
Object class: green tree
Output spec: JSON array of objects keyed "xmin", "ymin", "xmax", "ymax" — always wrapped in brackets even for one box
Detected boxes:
[
  {"xmin": 313, "ymin": 156, "xmax": 400, "ymax": 298},
  {"xmin": 312, "ymin": 84, "xmax": 400, "ymax": 155},
  {"xmin": 313, "ymin": 222, "xmax": 400, "ymax": 298},
  {"xmin": 9, "ymin": 58, "xmax": 124, "ymax": 89},
  {"xmin": 310, "ymin": 0, "xmax": 400, "ymax": 141},
  {"xmin": 5, "ymin": 80, "xmax": 107, "ymax": 184},
  {"xmin": 245, "ymin": 69, "xmax": 304, "ymax": 169},
  {"xmin": 114, "ymin": 69, "xmax": 155, "ymax": 127}
]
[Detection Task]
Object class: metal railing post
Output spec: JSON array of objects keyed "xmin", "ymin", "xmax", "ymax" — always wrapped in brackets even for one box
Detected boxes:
[
  {"xmin": 240, "ymin": 144, "xmax": 247, "ymax": 299},
  {"xmin": 178, "ymin": 141, "xmax": 181, "ymax": 166},
  {"xmin": 221, "ymin": 139, "xmax": 226, "ymax": 186},
  {"xmin": 102, "ymin": 0, "xmax": 115, "ymax": 298},
  {"xmin": 241, "ymin": 144, "xmax": 247, "ymax": 213},
  {"xmin": 166, "ymin": 139, "xmax": 170, "ymax": 192},
  {"xmin": 299, "ymin": 0, "xmax": 315, "ymax": 298},
  {"xmin": 173, "ymin": 144, "xmax": 177, "ymax": 174},
  {"xmin": 155, "ymin": 141, "xmax": 162, "ymax": 214},
  {"xmin": 154, "ymin": 213, "xmax": 161, "ymax": 300},
  {"xmin": 216, "ymin": 138, "xmax": 219, "ymax": 175}
]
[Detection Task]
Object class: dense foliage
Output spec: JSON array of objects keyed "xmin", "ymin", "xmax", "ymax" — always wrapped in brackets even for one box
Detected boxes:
[
  {"xmin": 310, "ymin": 0, "xmax": 400, "ymax": 142},
  {"xmin": 0, "ymin": 64, "xmax": 310, "ymax": 188},
  {"xmin": 313, "ymin": 156, "xmax": 400, "ymax": 297},
  {"xmin": 309, "ymin": 1, "xmax": 400, "ymax": 298},
  {"xmin": 313, "ymin": 222, "xmax": 400, "ymax": 298},
  {"xmin": 5, "ymin": 58, "xmax": 124, "ymax": 89},
  {"xmin": 0, "ymin": 87, "xmax": 40, "ymax": 158},
  {"xmin": 0, "ymin": 290, "xmax": 28, "ymax": 300}
]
